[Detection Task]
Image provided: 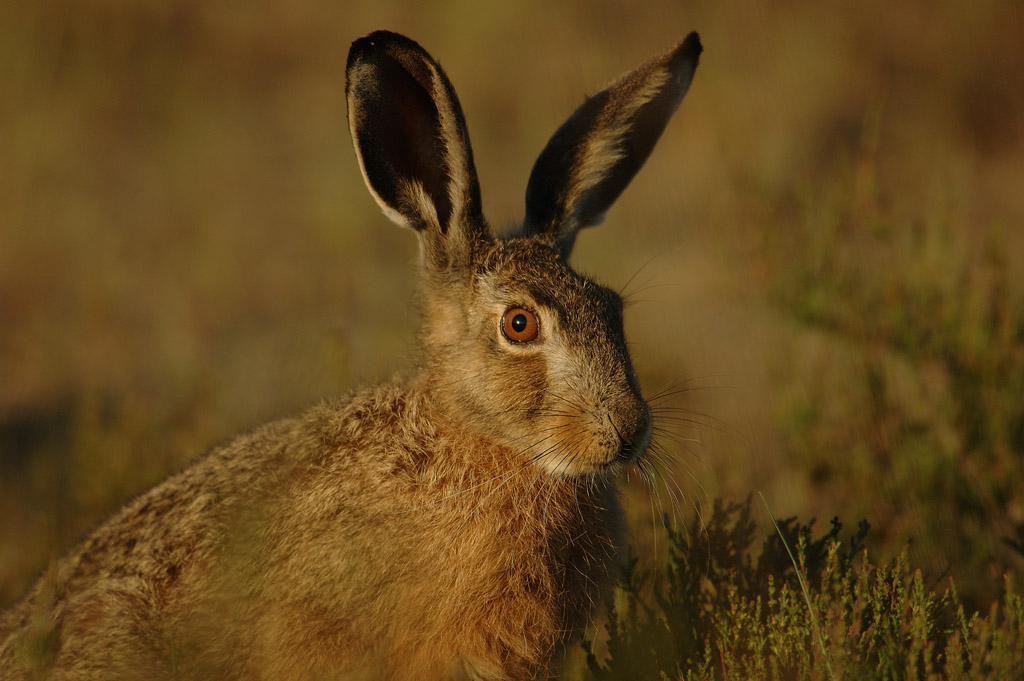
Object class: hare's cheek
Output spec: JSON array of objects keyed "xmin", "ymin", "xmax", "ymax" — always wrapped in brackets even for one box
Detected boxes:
[
  {"xmin": 485, "ymin": 351, "xmax": 548, "ymax": 422},
  {"xmin": 522, "ymin": 409, "xmax": 594, "ymax": 475}
]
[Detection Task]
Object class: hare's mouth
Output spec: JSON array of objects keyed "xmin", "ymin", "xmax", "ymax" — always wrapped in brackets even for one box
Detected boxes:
[
  {"xmin": 540, "ymin": 426, "xmax": 652, "ymax": 477},
  {"xmin": 528, "ymin": 403, "xmax": 652, "ymax": 476},
  {"xmin": 612, "ymin": 420, "xmax": 652, "ymax": 465},
  {"xmin": 614, "ymin": 440, "xmax": 646, "ymax": 464}
]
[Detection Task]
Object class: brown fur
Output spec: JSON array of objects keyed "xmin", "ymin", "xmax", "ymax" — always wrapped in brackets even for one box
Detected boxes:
[
  {"xmin": 2, "ymin": 384, "xmax": 621, "ymax": 679},
  {"xmin": 1, "ymin": 30, "xmax": 701, "ymax": 680}
]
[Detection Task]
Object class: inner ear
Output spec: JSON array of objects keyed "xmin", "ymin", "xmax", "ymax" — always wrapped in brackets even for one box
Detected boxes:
[{"xmin": 351, "ymin": 55, "xmax": 453, "ymax": 231}]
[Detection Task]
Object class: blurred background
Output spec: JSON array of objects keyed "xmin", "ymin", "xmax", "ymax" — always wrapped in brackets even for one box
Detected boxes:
[{"xmin": 1, "ymin": 0, "xmax": 1022, "ymax": 615}]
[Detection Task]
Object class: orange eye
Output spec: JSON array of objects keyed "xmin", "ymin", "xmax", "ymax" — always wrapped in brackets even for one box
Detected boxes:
[{"xmin": 501, "ymin": 307, "xmax": 539, "ymax": 343}]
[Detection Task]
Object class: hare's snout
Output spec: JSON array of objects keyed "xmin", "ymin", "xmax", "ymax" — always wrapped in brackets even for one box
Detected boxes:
[
  {"xmin": 611, "ymin": 399, "xmax": 653, "ymax": 464},
  {"xmin": 534, "ymin": 373, "xmax": 653, "ymax": 476}
]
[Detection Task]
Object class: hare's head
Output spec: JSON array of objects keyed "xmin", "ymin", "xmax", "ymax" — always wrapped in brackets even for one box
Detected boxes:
[{"xmin": 346, "ymin": 31, "xmax": 701, "ymax": 476}]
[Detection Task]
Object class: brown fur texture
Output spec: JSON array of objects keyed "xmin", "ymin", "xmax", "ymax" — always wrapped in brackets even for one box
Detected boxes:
[{"xmin": 1, "ymin": 30, "xmax": 701, "ymax": 680}]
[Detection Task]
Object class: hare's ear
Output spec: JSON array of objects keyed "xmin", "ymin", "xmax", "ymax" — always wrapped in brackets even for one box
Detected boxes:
[
  {"xmin": 522, "ymin": 33, "xmax": 702, "ymax": 257},
  {"xmin": 346, "ymin": 31, "xmax": 487, "ymax": 268}
]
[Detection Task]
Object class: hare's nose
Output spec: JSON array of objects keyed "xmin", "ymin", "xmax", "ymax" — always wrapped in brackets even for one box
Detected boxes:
[{"xmin": 612, "ymin": 400, "xmax": 652, "ymax": 462}]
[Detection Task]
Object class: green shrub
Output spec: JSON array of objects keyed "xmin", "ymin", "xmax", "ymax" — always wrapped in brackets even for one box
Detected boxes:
[{"xmin": 578, "ymin": 498, "xmax": 1023, "ymax": 680}]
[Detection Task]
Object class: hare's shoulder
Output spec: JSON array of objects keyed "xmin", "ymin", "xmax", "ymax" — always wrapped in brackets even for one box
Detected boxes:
[
  {"xmin": 35, "ymin": 385, "xmax": 409, "ymax": 586},
  {"xmin": 0, "ymin": 385, "xmax": 429, "ymax": 640}
]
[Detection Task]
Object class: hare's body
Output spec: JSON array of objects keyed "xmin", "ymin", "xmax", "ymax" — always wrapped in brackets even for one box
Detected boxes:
[
  {"xmin": 2, "ymin": 30, "xmax": 700, "ymax": 680},
  {"xmin": 2, "ymin": 378, "xmax": 621, "ymax": 679}
]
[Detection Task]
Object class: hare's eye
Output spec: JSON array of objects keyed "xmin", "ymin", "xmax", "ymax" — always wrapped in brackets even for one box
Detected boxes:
[{"xmin": 501, "ymin": 307, "xmax": 539, "ymax": 343}]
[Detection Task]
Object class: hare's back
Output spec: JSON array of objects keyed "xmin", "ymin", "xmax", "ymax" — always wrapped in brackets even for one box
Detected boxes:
[{"xmin": 1, "ymin": 392, "xmax": 417, "ymax": 677}]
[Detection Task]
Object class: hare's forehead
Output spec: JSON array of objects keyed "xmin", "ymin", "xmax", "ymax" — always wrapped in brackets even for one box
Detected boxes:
[{"xmin": 477, "ymin": 240, "xmax": 623, "ymax": 320}]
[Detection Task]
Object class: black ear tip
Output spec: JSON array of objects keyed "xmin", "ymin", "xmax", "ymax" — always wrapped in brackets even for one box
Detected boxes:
[
  {"xmin": 352, "ymin": 29, "xmax": 409, "ymax": 48},
  {"xmin": 679, "ymin": 31, "xmax": 703, "ymax": 61},
  {"xmin": 347, "ymin": 33, "xmax": 380, "ymax": 71},
  {"xmin": 348, "ymin": 30, "xmax": 421, "ymax": 67}
]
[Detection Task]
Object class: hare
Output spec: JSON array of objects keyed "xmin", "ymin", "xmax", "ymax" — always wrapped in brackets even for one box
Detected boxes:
[{"xmin": 0, "ymin": 29, "xmax": 701, "ymax": 681}]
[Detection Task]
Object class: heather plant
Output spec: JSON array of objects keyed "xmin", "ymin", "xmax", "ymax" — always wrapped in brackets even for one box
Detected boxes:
[{"xmin": 577, "ymin": 498, "xmax": 1023, "ymax": 681}]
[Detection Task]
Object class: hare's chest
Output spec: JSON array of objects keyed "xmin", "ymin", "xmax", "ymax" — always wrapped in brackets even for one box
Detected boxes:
[{"xmin": 402, "ymin": 479, "xmax": 625, "ymax": 674}]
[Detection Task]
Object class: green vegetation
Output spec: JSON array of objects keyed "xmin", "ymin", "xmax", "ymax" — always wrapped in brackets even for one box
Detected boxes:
[
  {"xmin": 2, "ymin": 0, "xmax": 1022, "ymax": 676},
  {"xmin": 576, "ymin": 499, "xmax": 1023, "ymax": 680}
]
